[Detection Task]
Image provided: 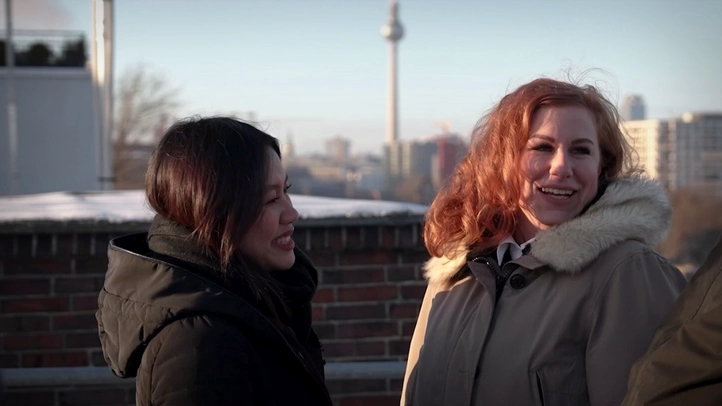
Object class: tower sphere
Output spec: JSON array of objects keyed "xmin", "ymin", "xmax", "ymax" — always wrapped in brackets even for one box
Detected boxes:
[{"xmin": 381, "ymin": 21, "xmax": 404, "ymax": 42}]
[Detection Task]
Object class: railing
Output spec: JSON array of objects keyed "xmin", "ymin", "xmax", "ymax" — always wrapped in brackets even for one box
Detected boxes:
[
  {"xmin": 0, "ymin": 361, "xmax": 407, "ymax": 387},
  {"xmin": 0, "ymin": 29, "xmax": 86, "ymax": 67}
]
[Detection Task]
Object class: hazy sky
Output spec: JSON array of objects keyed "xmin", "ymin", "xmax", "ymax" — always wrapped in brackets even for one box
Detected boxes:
[{"xmin": 4, "ymin": 0, "xmax": 722, "ymax": 154}]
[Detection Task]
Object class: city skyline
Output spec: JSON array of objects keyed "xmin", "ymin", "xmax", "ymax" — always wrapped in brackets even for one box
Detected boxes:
[{"xmin": 3, "ymin": 0, "xmax": 722, "ymax": 155}]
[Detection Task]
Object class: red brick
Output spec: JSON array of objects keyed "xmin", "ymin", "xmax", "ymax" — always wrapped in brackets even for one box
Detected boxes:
[
  {"xmin": 0, "ymin": 315, "xmax": 50, "ymax": 333},
  {"xmin": 72, "ymin": 295, "xmax": 99, "ymax": 311},
  {"xmin": 306, "ymin": 251, "xmax": 336, "ymax": 267},
  {"xmin": 55, "ymin": 276, "xmax": 105, "ymax": 293},
  {"xmin": 400, "ymin": 250, "xmax": 430, "ymax": 265},
  {"xmin": 53, "ymin": 313, "xmax": 97, "ymax": 331},
  {"xmin": 59, "ymin": 388, "xmax": 127, "ymax": 405},
  {"xmin": 0, "ymin": 235, "xmax": 15, "ymax": 256},
  {"xmin": 339, "ymin": 251, "xmax": 396, "ymax": 266},
  {"xmin": 0, "ymin": 353, "xmax": 19, "ymax": 368},
  {"xmin": 390, "ymin": 303, "xmax": 420, "ymax": 319},
  {"xmin": 16, "ymin": 235, "xmax": 32, "ymax": 256},
  {"xmin": 309, "ymin": 228, "xmax": 327, "ymax": 250},
  {"xmin": 22, "ymin": 351, "xmax": 88, "ymax": 367},
  {"xmin": 337, "ymin": 321, "xmax": 397, "ymax": 339},
  {"xmin": 326, "ymin": 304, "xmax": 386, "ymax": 320},
  {"xmin": 322, "ymin": 268, "xmax": 385, "ymax": 284},
  {"xmin": 338, "ymin": 286, "xmax": 398, "ymax": 302},
  {"xmin": 56, "ymin": 234, "xmax": 77, "ymax": 256},
  {"xmin": 35, "ymin": 234, "xmax": 54, "ymax": 257},
  {"xmin": 312, "ymin": 322, "xmax": 336, "ymax": 340},
  {"xmin": 389, "ymin": 339, "xmax": 411, "ymax": 356},
  {"xmin": 4, "ymin": 333, "xmax": 64, "ymax": 350},
  {"xmin": 74, "ymin": 257, "xmax": 108, "ymax": 274},
  {"xmin": 356, "ymin": 340, "xmax": 387, "ymax": 356},
  {"xmin": 312, "ymin": 305, "xmax": 324, "ymax": 321},
  {"xmin": 0, "ymin": 278, "xmax": 51, "ymax": 295},
  {"xmin": 387, "ymin": 266, "xmax": 418, "ymax": 282},
  {"xmin": 327, "ymin": 228, "xmax": 343, "ymax": 250},
  {"xmin": 337, "ymin": 395, "xmax": 400, "ymax": 406},
  {"xmin": 402, "ymin": 321, "xmax": 417, "ymax": 337},
  {"xmin": 93, "ymin": 234, "xmax": 111, "ymax": 258},
  {"xmin": 397, "ymin": 225, "xmax": 421, "ymax": 248},
  {"xmin": 1, "ymin": 297, "xmax": 69, "ymax": 313},
  {"xmin": 3, "ymin": 259, "xmax": 72, "ymax": 275},
  {"xmin": 362, "ymin": 227, "xmax": 380, "ymax": 249},
  {"xmin": 380, "ymin": 227, "xmax": 396, "ymax": 249},
  {"xmin": 66, "ymin": 332, "xmax": 101, "ymax": 348},
  {"xmin": 75, "ymin": 234, "xmax": 93, "ymax": 256},
  {"xmin": 323, "ymin": 341, "xmax": 355, "ymax": 357},
  {"xmin": 345, "ymin": 227, "xmax": 362, "ymax": 249},
  {"xmin": 91, "ymin": 350, "xmax": 108, "ymax": 366},
  {"xmin": 400, "ymin": 285, "xmax": 426, "ymax": 300},
  {"xmin": 4, "ymin": 390, "xmax": 55, "ymax": 406},
  {"xmin": 314, "ymin": 288, "xmax": 336, "ymax": 303}
]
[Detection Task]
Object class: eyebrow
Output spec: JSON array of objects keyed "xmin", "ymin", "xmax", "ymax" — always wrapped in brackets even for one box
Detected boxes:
[{"xmin": 529, "ymin": 134, "xmax": 596, "ymax": 145}]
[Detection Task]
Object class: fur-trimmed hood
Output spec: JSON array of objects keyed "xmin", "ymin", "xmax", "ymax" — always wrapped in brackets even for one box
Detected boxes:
[{"xmin": 424, "ymin": 177, "xmax": 671, "ymax": 285}]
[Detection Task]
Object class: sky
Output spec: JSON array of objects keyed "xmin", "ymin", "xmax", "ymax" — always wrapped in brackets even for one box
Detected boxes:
[{"xmin": 3, "ymin": 0, "xmax": 722, "ymax": 155}]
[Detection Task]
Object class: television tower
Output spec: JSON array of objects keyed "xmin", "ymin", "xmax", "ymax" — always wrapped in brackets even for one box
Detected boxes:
[{"xmin": 380, "ymin": 0, "xmax": 404, "ymax": 144}]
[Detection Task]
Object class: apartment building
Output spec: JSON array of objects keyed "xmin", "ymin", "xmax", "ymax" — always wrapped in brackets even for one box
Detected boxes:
[{"xmin": 622, "ymin": 112, "xmax": 722, "ymax": 195}]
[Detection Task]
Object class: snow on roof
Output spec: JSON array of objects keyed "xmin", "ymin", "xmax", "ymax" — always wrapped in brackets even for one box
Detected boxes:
[{"xmin": 0, "ymin": 191, "xmax": 428, "ymax": 223}]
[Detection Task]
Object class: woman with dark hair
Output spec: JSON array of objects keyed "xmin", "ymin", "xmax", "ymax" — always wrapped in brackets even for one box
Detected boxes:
[
  {"xmin": 96, "ymin": 117, "xmax": 332, "ymax": 406},
  {"xmin": 401, "ymin": 78, "xmax": 687, "ymax": 406}
]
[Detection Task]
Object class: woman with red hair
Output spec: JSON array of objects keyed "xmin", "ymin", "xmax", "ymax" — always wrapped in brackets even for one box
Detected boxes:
[{"xmin": 401, "ymin": 78, "xmax": 687, "ymax": 406}]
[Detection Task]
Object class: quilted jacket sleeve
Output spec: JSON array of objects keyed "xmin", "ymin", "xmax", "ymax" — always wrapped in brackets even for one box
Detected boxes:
[
  {"xmin": 137, "ymin": 315, "xmax": 255, "ymax": 406},
  {"xmin": 622, "ymin": 239, "xmax": 722, "ymax": 406}
]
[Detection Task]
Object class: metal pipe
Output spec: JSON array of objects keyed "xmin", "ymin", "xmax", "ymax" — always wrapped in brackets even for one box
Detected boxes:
[
  {"xmin": 101, "ymin": 0, "xmax": 114, "ymax": 190},
  {"xmin": 4, "ymin": 0, "xmax": 18, "ymax": 195},
  {"xmin": 1, "ymin": 361, "xmax": 407, "ymax": 387}
]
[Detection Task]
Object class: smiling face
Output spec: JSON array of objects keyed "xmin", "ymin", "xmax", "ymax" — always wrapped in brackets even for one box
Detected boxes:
[
  {"xmin": 515, "ymin": 106, "xmax": 601, "ymax": 241},
  {"xmin": 238, "ymin": 148, "xmax": 299, "ymax": 272}
]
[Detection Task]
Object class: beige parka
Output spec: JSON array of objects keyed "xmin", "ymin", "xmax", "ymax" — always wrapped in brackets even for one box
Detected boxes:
[{"xmin": 401, "ymin": 178, "xmax": 687, "ymax": 406}]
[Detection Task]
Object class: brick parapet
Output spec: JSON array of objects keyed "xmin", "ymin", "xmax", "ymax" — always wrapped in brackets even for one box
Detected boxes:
[{"xmin": 0, "ymin": 215, "xmax": 428, "ymax": 405}]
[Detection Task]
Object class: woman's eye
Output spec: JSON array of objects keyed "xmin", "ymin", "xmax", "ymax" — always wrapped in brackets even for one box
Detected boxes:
[
  {"xmin": 530, "ymin": 144, "xmax": 553, "ymax": 152},
  {"xmin": 284, "ymin": 183, "xmax": 292, "ymax": 193},
  {"xmin": 572, "ymin": 147, "xmax": 591, "ymax": 155},
  {"xmin": 266, "ymin": 195, "xmax": 279, "ymax": 204}
]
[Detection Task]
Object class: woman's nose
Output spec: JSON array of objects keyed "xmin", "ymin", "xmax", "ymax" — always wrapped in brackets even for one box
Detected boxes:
[
  {"xmin": 549, "ymin": 150, "xmax": 572, "ymax": 178},
  {"xmin": 283, "ymin": 199, "xmax": 299, "ymax": 224}
]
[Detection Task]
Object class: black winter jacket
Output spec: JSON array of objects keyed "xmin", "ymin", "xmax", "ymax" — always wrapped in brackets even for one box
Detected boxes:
[
  {"xmin": 623, "ymin": 236, "xmax": 722, "ymax": 405},
  {"xmin": 96, "ymin": 217, "xmax": 332, "ymax": 406}
]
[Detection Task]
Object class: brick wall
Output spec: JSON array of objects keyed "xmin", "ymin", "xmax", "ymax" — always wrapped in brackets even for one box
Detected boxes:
[{"xmin": 0, "ymin": 216, "xmax": 428, "ymax": 406}]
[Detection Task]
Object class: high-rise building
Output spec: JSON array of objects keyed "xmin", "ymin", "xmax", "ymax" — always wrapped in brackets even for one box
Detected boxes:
[
  {"xmin": 621, "ymin": 95, "xmax": 646, "ymax": 121},
  {"xmin": 622, "ymin": 112, "xmax": 722, "ymax": 195},
  {"xmin": 325, "ymin": 135, "xmax": 351, "ymax": 163},
  {"xmin": 433, "ymin": 134, "xmax": 467, "ymax": 189}
]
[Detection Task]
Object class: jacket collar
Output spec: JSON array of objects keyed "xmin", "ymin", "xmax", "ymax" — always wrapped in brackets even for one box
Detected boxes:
[
  {"xmin": 424, "ymin": 177, "xmax": 671, "ymax": 285},
  {"xmin": 146, "ymin": 214, "xmax": 318, "ymax": 306}
]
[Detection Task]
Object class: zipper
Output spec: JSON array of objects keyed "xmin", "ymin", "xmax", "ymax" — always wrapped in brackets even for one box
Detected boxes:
[{"xmin": 471, "ymin": 255, "xmax": 514, "ymax": 302}]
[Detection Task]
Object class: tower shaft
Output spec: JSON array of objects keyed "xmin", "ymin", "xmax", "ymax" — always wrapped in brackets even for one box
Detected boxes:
[{"xmin": 387, "ymin": 42, "xmax": 399, "ymax": 144}]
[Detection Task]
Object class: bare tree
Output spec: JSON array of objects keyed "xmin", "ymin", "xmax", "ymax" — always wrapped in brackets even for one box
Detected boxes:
[
  {"xmin": 658, "ymin": 187, "xmax": 722, "ymax": 267},
  {"xmin": 113, "ymin": 64, "xmax": 181, "ymax": 189}
]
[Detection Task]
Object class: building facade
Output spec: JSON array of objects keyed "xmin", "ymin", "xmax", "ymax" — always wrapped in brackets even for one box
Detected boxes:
[{"xmin": 622, "ymin": 112, "xmax": 722, "ymax": 195}]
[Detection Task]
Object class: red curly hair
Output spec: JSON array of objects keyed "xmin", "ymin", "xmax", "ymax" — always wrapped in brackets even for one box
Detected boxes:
[{"xmin": 424, "ymin": 78, "xmax": 639, "ymax": 258}]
